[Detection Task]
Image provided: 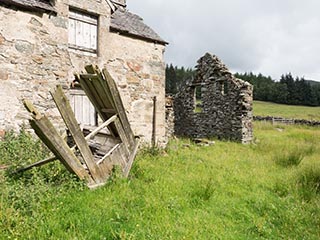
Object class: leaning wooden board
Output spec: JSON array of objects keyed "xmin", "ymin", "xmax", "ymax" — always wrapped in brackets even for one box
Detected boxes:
[{"xmin": 21, "ymin": 66, "xmax": 139, "ymax": 189}]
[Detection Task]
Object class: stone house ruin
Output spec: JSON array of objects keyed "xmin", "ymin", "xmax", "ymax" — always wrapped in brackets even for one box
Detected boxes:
[
  {"xmin": 174, "ymin": 53, "xmax": 253, "ymax": 143},
  {"xmin": 0, "ymin": 0, "xmax": 168, "ymax": 145}
]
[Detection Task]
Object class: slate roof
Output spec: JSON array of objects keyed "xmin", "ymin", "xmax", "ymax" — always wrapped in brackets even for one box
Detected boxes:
[
  {"xmin": 0, "ymin": 0, "xmax": 55, "ymax": 13},
  {"xmin": 111, "ymin": 9, "xmax": 168, "ymax": 45}
]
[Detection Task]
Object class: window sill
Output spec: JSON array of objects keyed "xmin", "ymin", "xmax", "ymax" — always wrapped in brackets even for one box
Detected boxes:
[{"xmin": 68, "ymin": 44, "xmax": 97, "ymax": 56}]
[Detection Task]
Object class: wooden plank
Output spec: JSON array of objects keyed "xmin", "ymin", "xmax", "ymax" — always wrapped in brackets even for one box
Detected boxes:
[
  {"xmin": 83, "ymin": 22, "xmax": 90, "ymax": 49},
  {"xmin": 51, "ymin": 86, "xmax": 103, "ymax": 184},
  {"xmin": 114, "ymin": 144, "xmax": 128, "ymax": 169},
  {"xmin": 84, "ymin": 66, "xmax": 115, "ymax": 113},
  {"xmin": 114, "ymin": 117, "xmax": 130, "ymax": 157},
  {"xmin": 75, "ymin": 19, "xmax": 83, "ymax": 47},
  {"xmin": 68, "ymin": 18, "xmax": 76, "ymax": 45},
  {"xmin": 80, "ymin": 75, "xmax": 105, "ymax": 111},
  {"xmin": 102, "ymin": 68, "xmax": 135, "ymax": 147},
  {"xmin": 24, "ymin": 100, "xmax": 42, "ymax": 120},
  {"xmin": 89, "ymin": 77, "xmax": 114, "ymax": 116},
  {"xmin": 27, "ymin": 120, "xmax": 83, "ymax": 177},
  {"xmin": 80, "ymin": 74, "xmax": 98, "ymax": 80},
  {"xmin": 87, "ymin": 66, "xmax": 116, "ymax": 111},
  {"xmin": 90, "ymin": 80, "xmax": 119, "ymax": 136},
  {"xmin": 17, "ymin": 116, "xmax": 118, "ymax": 173},
  {"xmin": 15, "ymin": 156, "xmax": 57, "ymax": 173},
  {"xmin": 77, "ymin": 74, "xmax": 117, "ymax": 136},
  {"xmin": 97, "ymin": 143, "xmax": 120, "ymax": 165},
  {"xmin": 79, "ymin": 69, "xmax": 117, "ymax": 135},
  {"xmin": 90, "ymin": 24, "xmax": 97, "ymax": 50},
  {"xmin": 101, "ymin": 108, "xmax": 117, "ymax": 114},
  {"xmin": 24, "ymin": 104, "xmax": 93, "ymax": 184},
  {"xmin": 123, "ymin": 137, "xmax": 140, "ymax": 177},
  {"xmin": 85, "ymin": 115, "xmax": 117, "ymax": 140},
  {"xmin": 77, "ymin": 74, "xmax": 113, "ymax": 133},
  {"xmin": 91, "ymin": 77, "xmax": 115, "ymax": 114}
]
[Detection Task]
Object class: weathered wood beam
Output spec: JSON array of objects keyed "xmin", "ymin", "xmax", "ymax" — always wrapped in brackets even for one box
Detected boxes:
[
  {"xmin": 15, "ymin": 115, "xmax": 118, "ymax": 173},
  {"xmin": 76, "ymin": 73, "xmax": 117, "ymax": 136},
  {"xmin": 85, "ymin": 115, "xmax": 117, "ymax": 140},
  {"xmin": 24, "ymin": 100, "xmax": 93, "ymax": 184},
  {"xmin": 102, "ymin": 68, "xmax": 135, "ymax": 148},
  {"xmin": 101, "ymin": 108, "xmax": 117, "ymax": 114},
  {"xmin": 97, "ymin": 143, "xmax": 120, "ymax": 165},
  {"xmin": 15, "ymin": 156, "xmax": 57, "ymax": 173},
  {"xmin": 51, "ymin": 85, "xmax": 103, "ymax": 184},
  {"xmin": 84, "ymin": 66, "xmax": 116, "ymax": 118},
  {"xmin": 123, "ymin": 137, "xmax": 140, "ymax": 178}
]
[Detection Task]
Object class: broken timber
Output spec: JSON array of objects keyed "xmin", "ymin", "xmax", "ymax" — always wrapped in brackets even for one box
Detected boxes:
[{"xmin": 22, "ymin": 66, "xmax": 140, "ymax": 188}]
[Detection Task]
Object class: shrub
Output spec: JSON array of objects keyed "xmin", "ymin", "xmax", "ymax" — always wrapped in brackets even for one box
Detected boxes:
[
  {"xmin": 0, "ymin": 129, "xmax": 83, "ymax": 187},
  {"xmin": 0, "ymin": 129, "xmax": 49, "ymax": 167}
]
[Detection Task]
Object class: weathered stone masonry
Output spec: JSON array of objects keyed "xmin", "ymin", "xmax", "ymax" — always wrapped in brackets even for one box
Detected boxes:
[
  {"xmin": 174, "ymin": 53, "xmax": 253, "ymax": 143},
  {"xmin": 0, "ymin": 0, "xmax": 168, "ymax": 145}
]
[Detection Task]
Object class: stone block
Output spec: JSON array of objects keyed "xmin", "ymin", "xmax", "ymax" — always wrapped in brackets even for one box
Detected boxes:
[
  {"xmin": 126, "ymin": 75, "xmax": 140, "ymax": 84},
  {"xmin": 0, "ymin": 69, "xmax": 8, "ymax": 80},
  {"xmin": 50, "ymin": 16, "xmax": 67, "ymax": 29},
  {"xmin": 53, "ymin": 70, "xmax": 67, "ymax": 77},
  {"xmin": 29, "ymin": 17, "xmax": 43, "ymax": 27},
  {"xmin": 127, "ymin": 61, "xmax": 142, "ymax": 72},
  {"xmin": 0, "ymin": 129, "xmax": 5, "ymax": 138},
  {"xmin": 15, "ymin": 40, "xmax": 34, "ymax": 54},
  {"xmin": 32, "ymin": 55, "xmax": 44, "ymax": 64},
  {"xmin": 0, "ymin": 34, "xmax": 5, "ymax": 45}
]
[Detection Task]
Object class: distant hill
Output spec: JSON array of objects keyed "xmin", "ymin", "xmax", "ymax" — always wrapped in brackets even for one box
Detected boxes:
[{"xmin": 305, "ymin": 80, "xmax": 320, "ymax": 86}]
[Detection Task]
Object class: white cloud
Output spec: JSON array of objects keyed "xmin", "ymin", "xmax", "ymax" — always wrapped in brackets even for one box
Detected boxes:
[{"xmin": 127, "ymin": 0, "xmax": 320, "ymax": 80}]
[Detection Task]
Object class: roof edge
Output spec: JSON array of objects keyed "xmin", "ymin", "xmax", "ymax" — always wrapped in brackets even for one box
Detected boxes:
[
  {"xmin": 110, "ymin": 26, "xmax": 168, "ymax": 45},
  {"xmin": 111, "ymin": 0, "xmax": 127, "ymax": 8},
  {"xmin": 0, "ymin": 0, "xmax": 56, "ymax": 14}
]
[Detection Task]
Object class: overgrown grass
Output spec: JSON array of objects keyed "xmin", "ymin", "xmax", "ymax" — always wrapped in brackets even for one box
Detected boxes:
[
  {"xmin": 254, "ymin": 100, "xmax": 320, "ymax": 120},
  {"xmin": 1, "ymin": 124, "xmax": 320, "ymax": 239}
]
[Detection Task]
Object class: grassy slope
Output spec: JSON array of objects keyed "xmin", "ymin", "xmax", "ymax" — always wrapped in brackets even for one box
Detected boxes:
[
  {"xmin": 1, "ymin": 123, "xmax": 320, "ymax": 239},
  {"xmin": 254, "ymin": 101, "xmax": 320, "ymax": 121}
]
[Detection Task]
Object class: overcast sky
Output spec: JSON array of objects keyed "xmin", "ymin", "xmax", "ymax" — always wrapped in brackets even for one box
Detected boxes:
[{"xmin": 127, "ymin": 0, "xmax": 320, "ymax": 80}]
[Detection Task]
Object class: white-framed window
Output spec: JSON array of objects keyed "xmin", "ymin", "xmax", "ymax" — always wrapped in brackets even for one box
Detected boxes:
[
  {"xmin": 69, "ymin": 88, "xmax": 97, "ymax": 127},
  {"xmin": 68, "ymin": 8, "xmax": 98, "ymax": 53}
]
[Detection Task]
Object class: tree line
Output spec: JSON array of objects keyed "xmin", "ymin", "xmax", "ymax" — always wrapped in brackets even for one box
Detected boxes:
[{"xmin": 166, "ymin": 64, "xmax": 320, "ymax": 106}]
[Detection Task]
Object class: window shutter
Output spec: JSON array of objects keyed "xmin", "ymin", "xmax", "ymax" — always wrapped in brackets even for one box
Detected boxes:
[{"xmin": 68, "ymin": 9, "xmax": 98, "ymax": 53}]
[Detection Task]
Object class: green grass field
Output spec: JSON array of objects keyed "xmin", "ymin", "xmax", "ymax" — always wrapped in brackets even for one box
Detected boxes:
[
  {"xmin": 1, "ymin": 123, "xmax": 320, "ymax": 239},
  {"xmin": 254, "ymin": 101, "xmax": 320, "ymax": 120}
]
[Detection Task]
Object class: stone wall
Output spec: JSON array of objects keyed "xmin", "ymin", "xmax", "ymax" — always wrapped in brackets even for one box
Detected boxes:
[
  {"xmin": 0, "ymin": 2, "xmax": 73, "ymax": 132},
  {"xmin": 0, "ymin": 0, "xmax": 167, "ymax": 146},
  {"xmin": 254, "ymin": 116, "xmax": 320, "ymax": 127},
  {"xmin": 174, "ymin": 53, "xmax": 253, "ymax": 143},
  {"xmin": 104, "ymin": 33, "xmax": 166, "ymax": 145},
  {"xmin": 165, "ymin": 95, "xmax": 175, "ymax": 139}
]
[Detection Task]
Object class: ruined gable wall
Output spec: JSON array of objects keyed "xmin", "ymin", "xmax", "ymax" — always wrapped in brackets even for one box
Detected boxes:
[
  {"xmin": 105, "ymin": 33, "xmax": 167, "ymax": 146},
  {"xmin": 174, "ymin": 53, "xmax": 253, "ymax": 143}
]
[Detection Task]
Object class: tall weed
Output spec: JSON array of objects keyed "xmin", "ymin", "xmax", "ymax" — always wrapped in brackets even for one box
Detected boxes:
[
  {"xmin": 274, "ymin": 146, "xmax": 315, "ymax": 168},
  {"xmin": 275, "ymin": 150, "xmax": 304, "ymax": 167},
  {"xmin": 297, "ymin": 164, "xmax": 320, "ymax": 199}
]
